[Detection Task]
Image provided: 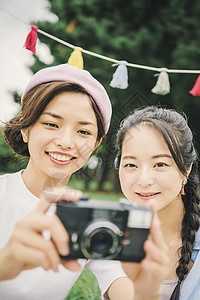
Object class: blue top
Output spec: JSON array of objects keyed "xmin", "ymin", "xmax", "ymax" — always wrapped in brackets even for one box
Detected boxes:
[{"xmin": 180, "ymin": 228, "xmax": 200, "ymax": 299}]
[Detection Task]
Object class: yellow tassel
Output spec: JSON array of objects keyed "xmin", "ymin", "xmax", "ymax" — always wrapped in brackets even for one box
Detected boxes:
[{"xmin": 68, "ymin": 47, "xmax": 83, "ymax": 69}]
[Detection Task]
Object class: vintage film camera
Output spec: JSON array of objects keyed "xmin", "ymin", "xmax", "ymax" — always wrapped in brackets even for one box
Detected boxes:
[{"xmin": 56, "ymin": 197, "xmax": 152, "ymax": 262}]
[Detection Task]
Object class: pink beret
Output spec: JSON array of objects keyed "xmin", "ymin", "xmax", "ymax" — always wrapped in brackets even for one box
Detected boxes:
[{"xmin": 21, "ymin": 64, "xmax": 112, "ymax": 134}]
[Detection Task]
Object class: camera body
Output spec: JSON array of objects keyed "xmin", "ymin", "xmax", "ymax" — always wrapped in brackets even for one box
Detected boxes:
[{"xmin": 56, "ymin": 198, "xmax": 152, "ymax": 262}]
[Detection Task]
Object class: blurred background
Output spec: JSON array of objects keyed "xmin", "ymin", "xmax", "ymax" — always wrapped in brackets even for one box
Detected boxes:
[
  {"xmin": 1, "ymin": 0, "xmax": 200, "ymax": 193},
  {"xmin": 1, "ymin": 1, "xmax": 200, "ymax": 298}
]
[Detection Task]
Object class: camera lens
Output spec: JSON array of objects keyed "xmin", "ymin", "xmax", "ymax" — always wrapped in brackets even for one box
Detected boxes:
[
  {"xmin": 81, "ymin": 220, "xmax": 123, "ymax": 259},
  {"xmin": 90, "ymin": 230, "xmax": 113, "ymax": 255}
]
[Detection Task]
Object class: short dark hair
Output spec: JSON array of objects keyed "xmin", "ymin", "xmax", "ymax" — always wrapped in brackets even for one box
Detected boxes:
[{"xmin": 4, "ymin": 82, "xmax": 105, "ymax": 157}]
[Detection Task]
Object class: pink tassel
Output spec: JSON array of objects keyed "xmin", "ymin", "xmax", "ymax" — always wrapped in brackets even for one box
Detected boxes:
[
  {"xmin": 189, "ymin": 75, "xmax": 200, "ymax": 96},
  {"xmin": 24, "ymin": 25, "xmax": 38, "ymax": 54}
]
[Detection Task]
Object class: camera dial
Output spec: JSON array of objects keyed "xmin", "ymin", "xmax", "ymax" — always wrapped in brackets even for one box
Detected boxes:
[{"xmin": 80, "ymin": 220, "xmax": 123, "ymax": 259}]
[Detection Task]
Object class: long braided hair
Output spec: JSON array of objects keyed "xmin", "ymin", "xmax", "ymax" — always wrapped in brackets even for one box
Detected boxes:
[{"xmin": 115, "ymin": 106, "xmax": 200, "ymax": 300}]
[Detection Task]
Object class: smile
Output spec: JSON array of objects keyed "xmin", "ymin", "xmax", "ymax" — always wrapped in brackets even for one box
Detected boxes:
[
  {"xmin": 136, "ymin": 192, "xmax": 160, "ymax": 200},
  {"xmin": 47, "ymin": 152, "xmax": 76, "ymax": 162},
  {"xmin": 137, "ymin": 192, "xmax": 160, "ymax": 197}
]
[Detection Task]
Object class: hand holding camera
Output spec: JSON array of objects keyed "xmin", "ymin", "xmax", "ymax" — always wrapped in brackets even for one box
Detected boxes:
[{"xmin": 56, "ymin": 197, "xmax": 153, "ymax": 262}]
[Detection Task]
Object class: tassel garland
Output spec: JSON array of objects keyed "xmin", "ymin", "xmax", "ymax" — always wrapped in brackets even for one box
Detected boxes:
[
  {"xmin": 151, "ymin": 69, "xmax": 170, "ymax": 95},
  {"xmin": 24, "ymin": 25, "xmax": 38, "ymax": 54},
  {"xmin": 22, "ymin": 25, "xmax": 200, "ymax": 95},
  {"xmin": 68, "ymin": 47, "xmax": 84, "ymax": 69},
  {"xmin": 110, "ymin": 61, "xmax": 128, "ymax": 89},
  {"xmin": 189, "ymin": 75, "xmax": 200, "ymax": 96}
]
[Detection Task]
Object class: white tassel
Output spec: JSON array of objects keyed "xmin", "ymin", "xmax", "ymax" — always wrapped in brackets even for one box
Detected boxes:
[
  {"xmin": 151, "ymin": 69, "xmax": 170, "ymax": 95},
  {"xmin": 110, "ymin": 60, "xmax": 128, "ymax": 89}
]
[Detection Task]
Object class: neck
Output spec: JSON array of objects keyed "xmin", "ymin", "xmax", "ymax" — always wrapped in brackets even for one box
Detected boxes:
[
  {"xmin": 158, "ymin": 196, "xmax": 184, "ymax": 242},
  {"xmin": 22, "ymin": 162, "xmax": 71, "ymax": 198}
]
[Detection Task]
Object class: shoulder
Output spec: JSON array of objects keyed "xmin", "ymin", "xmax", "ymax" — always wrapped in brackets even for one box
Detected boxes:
[
  {"xmin": 0, "ymin": 171, "xmax": 21, "ymax": 187},
  {"xmin": 0, "ymin": 171, "xmax": 22, "ymax": 203},
  {"xmin": 193, "ymin": 228, "xmax": 200, "ymax": 250},
  {"xmin": 0, "ymin": 173, "xmax": 10, "ymax": 197},
  {"xmin": 180, "ymin": 230, "xmax": 200, "ymax": 299},
  {"xmin": 191, "ymin": 228, "xmax": 200, "ymax": 262}
]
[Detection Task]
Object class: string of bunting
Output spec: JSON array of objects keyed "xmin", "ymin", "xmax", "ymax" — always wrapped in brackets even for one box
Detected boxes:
[{"xmin": 23, "ymin": 24, "xmax": 200, "ymax": 97}]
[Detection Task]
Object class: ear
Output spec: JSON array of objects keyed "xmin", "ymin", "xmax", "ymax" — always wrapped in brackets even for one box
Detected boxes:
[
  {"xmin": 94, "ymin": 138, "xmax": 102, "ymax": 150},
  {"xmin": 21, "ymin": 128, "xmax": 29, "ymax": 143}
]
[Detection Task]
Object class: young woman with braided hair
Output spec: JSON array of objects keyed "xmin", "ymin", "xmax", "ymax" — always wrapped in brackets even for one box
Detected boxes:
[{"xmin": 115, "ymin": 106, "xmax": 200, "ymax": 300}]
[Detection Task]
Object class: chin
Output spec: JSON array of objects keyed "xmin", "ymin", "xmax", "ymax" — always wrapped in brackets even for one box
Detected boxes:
[{"xmin": 49, "ymin": 172, "xmax": 70, "ymax": 181}]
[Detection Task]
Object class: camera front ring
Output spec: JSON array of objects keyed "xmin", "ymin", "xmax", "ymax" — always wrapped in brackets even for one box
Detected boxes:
[{"xmin": 80, "ymin": 220, "xmax": 123, "ymax": 259}]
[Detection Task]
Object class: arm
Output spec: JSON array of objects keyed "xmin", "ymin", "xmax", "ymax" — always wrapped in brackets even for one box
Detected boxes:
[
  {"xmin": 106, "ymin": 275, "xmax": 162, "ymax": 300},
  {"xmin": 105, "ymin": 212, "xmax": 168, "ymax": 300},
  {"xmin": 106, "ymin": 276, "xmax": 162, "ymax": 300},
  {"xmin": 134, "ymin": 287, "xmax": 162, "ymax": 300},
  {"xmin": 122, "ymin": 212, "xmax": 169, "ymax": 297},
  {"xmin": 0, "ymin": 210, "xmax": 68, "ymax": 280}
]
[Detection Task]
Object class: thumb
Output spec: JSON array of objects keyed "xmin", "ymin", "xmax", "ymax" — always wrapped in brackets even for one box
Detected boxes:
[
  {"xmin": 41, "ymin": 186, "xmax": 83, "ymax": 204},
  {"xmin": 35, "ymin": 187, "xmax": 83, "ymax": 214}
]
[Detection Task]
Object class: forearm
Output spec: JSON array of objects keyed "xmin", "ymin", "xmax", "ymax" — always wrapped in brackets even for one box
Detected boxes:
[{"xmin": 134, "ymin": 286, "xmax": 162, "ymax": 300}]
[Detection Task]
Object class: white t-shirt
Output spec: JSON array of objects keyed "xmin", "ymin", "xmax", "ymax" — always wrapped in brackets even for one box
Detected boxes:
[{"xmin": 0, "ymin": 171, "xmax": 127, "ymax": 300}]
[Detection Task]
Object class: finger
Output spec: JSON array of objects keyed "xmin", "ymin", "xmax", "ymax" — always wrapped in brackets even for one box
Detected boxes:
[
  {"xmin": 145, "ymin": 199, "xmax": 156, "ymax": 211},
  {"xmin": 150, "ymin": 214, "xmax": 167, "ymax": 252},
  {"xmin": 11, "ymin": 243, "xmax": 52, "ymax": 272},
  {"xmin": 143, "ymin": 239, "xmax": 169, "ymax": 265},
  {"xmin": 61, "ymin": 260, "xmax": 82, "ymax": 272},
  {"xmin": 41, "ymin": 187, "xmax": 83, "ymax": 204},
  {"xmin": 48, "ymin": 215, "xmax": 70, "ymax": 256},
  {"xmin": 14, "ymin": 227, "xmax": 60, "ymax": 272},
  {"xmin": 17, "ymin": 214, "xmax": 69, "ymax": 256}
]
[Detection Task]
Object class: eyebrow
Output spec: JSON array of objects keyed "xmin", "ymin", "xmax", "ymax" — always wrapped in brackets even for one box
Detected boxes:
[
  {"xmin": 122, "ymin": 154, "xmax": 173, "ymax": 160},
  {"xmin": 42, "ymin": 112, "xmax": 63, "ymax": 119},
  {"xmin": 42, "ymin": 112, "xmax": 96, "ymax": 127},
  {"xmin": 152, "ymin": 154, "xmax": 173, "ymax": 159}
]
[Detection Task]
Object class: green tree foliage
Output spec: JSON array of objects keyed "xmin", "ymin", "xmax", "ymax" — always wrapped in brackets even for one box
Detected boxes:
[
  {"xmin": 0, "ymin": 128, "xmax": 12, "ymax": 173},
  {"xmin": 30, "ymin": 0, "xmax": 200, "ymax": 190},
  {"xmin": 0, "ymin": 128, "xmax": 27, "ymax": 173},
  {"xmin": 0, "ymin": 90, "xmax": 27, "ymax": 173}
]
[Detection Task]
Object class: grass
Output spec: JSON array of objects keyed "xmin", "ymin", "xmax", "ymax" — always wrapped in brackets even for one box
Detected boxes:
[
  {"xmin": 68, "ymin": 177, "xmax": 123, "ymax": 202},
  {"xmin": 65, "ymin": 269, "xmax": 101, "ymax": 300}
]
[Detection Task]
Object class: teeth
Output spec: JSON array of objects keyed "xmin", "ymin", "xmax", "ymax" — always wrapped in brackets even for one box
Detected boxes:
[
  {"xmin": 48, "ymin": 152, "xmax": 73, "ymax": 162},
  {"xmin": 140, "ymin": 193, "xmax": 155, "ymax": 197}
]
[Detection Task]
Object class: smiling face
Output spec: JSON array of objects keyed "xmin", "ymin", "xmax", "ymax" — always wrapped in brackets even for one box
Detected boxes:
[
  {"xmin": 119, "ymin": 124, "xmax": 185, "ymax": 212},
  {"xmin": 21, "ymin": 91, "xmax": 99, "ymax": 184}
]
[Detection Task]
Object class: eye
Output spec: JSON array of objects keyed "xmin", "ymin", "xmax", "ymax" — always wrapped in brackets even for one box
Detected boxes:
[
  {"xmin": 43, "ymin": 122, "xmax": 58, "ymax": 128},
  {"xmin": 78, "ymin": 130, "xmax": 91, "ymax": 135},
  {"xmin": 124, "ymin": 163, "xmax": 137, "ymax": 168},
  {"xmin": 154, "ymin": 162, "xmax": 168, "ymax": 168}
]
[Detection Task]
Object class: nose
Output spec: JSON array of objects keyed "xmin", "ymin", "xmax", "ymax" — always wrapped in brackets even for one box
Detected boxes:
[
  {"xmin": 137, "ymin": 167, "xmax": 154, "ymax": 188},
  {"xmin": 54, "ymin": 128, "xmax": 75, "ymax": 150}
]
